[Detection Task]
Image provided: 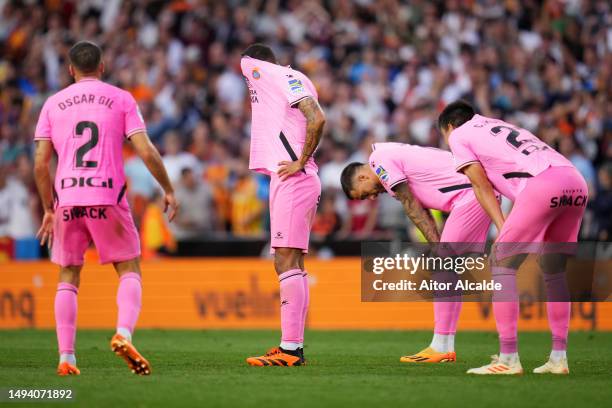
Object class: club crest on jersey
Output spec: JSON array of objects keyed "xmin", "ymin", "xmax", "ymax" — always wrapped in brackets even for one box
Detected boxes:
[
  {"xmin": 375, "ymin": 165, "xmax": 389, "ymax": 183},
  {"xmin": 252, "ymin": 68, "xmax": 261, "ymax": 79},
  {"xmin": 288, "ymin": 78, "xmax": 304, "ymax": 95}
]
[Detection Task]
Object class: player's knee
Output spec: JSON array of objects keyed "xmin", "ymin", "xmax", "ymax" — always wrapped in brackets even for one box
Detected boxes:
[
  {"xmin": 274, "ymin": 248, "xmax": 301, "ymax": 274},
  {"xmin": 114, "ymin": 258, "xmax": 141, "ymax": 276},
  {"xmin": 273, "ymin": 256, "xmax": 293, "ymax": 274},
  {"xmin": 59, "ymin": 266, "xmax": 82, "ymax": 287},
  {"xmin": 538, "ymin": 254, "xmax": 567, "ymax": 274},
  {"xmin": 491, "ymin": 248, "xmax": 527, "ymax": 270}
]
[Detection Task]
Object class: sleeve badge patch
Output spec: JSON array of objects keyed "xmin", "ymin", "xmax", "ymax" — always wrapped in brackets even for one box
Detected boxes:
[
  {"xmin": 375, "ymin": 165, "xmax": 389, "ymax": 183},
  {"xmin": 288, "ymin": 78, "xmax": 305, "ymax": 95}
]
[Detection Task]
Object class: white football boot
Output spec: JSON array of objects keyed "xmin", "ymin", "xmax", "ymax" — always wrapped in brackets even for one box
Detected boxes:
[
  {"xmin": 467, "ymin": 354, "xmax": 523, "ymax": 375},
  {"xmin": 533, "ymin": 357, "xmax": 569, "ymax": 374}
]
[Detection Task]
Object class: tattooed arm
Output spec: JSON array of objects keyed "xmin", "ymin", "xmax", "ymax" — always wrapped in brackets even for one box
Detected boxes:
[
  {"xmin": 296, "ymin": 97, "xmax": 326, "ymax": 164},
  {"xmin": 277, "ymin": 97, "xmax": 326, "ymax": 180},
  {"xmin": 393, "ymin": 182, "xmax": 441, "ymax": 243}
]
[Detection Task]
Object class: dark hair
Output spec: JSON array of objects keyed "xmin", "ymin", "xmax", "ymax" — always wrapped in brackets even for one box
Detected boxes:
[
  {"xmin": 340, "ymin": 162, "xmax": 363, "ymax": 199},
  {"xmin": 241, "ymin": 43, "xmax": 277, "ymax": 64},
  {"xmin": 437, "ymin": 100, "xmax": 476, "ymax": 132},
  {"xmin": 68, "ymin": 41, "xmax": 102, "ymax": 73}
]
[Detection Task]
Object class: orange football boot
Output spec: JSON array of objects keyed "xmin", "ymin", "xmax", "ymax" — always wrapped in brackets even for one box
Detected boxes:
[
  {"xmin": 110, "ymin": 334, "xmax": 152, "ymax": 375},
  {"xmin": 246, "ymin": 347, "xmax": 305, "ymax": 366},
  {"xmin": 400, "ymin": 347, "xmax": 457, "ymax": 363},
  {"xmin": 57, "ymin": 362, "xmax": 80, "ymax": 376}
]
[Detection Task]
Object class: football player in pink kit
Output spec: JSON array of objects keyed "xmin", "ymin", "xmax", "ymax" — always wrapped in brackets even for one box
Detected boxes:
[
  {"xmin": 240, "ymin": 44, "xmax": 325, "ymax": 366},
  {"xmin": 33, "ymin": 41, "xmax": 178, "ymax": 376},
  {"xmin": 341, "ymin": 143, "xmax": 493, "ymax": 363},
  {"xmin": 439, "ymin": 100, "xmax": 587, "ymax": 375}
]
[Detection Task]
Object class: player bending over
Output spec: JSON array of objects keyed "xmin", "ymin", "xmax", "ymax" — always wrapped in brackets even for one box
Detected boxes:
[
  {"xmin": 240, "ymin": 44, "xmax": 325, "ymax": 366},
  {"xmin": 439, "ymin": 100, "xmax": 587, "ymax": 375},
  {"xmin": 33, "ymin": 41, "xmax": 178, "ymax": 376},
  {"xmin": 341, "ymin": 142, "xmax": 494, "ymax": 363}
]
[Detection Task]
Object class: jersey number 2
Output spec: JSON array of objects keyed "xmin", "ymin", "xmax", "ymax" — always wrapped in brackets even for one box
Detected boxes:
[
  {"xmin": 74, "ymin": 121, "xmax": 99, "ymax": 168},
  {"xmin": 490, "ymin": 125, "xmax": 544, "ymax": 156}
]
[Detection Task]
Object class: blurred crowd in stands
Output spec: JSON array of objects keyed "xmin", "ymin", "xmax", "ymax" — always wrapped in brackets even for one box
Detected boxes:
[{"xmin": 0, "ymin": 0, "xmax": 610, "ymax": 259}]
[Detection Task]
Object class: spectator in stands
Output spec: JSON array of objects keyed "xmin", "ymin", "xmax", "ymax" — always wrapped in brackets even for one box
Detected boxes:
[
  {"xmin": 0, "ymin": 162, "xmax": 36, "ymax": 239},
  {"xmin": 172, "ymin": 167, "xmax": 216, "ymax": 241},
  {"xmin": 161, "ymin": 130, "xmax": 200, "ymax": 184},
  {"xmin": 587, "ymin": 162, "xmax": 612, "ymax": 241},
  {"xmin": 338, "ymin": 197, "xmax": 378, "ymax": 240},
  {"xmin": 312, "ymin": 191, "xmax": 341, "ymax": 245},
  {"xmin": 140, "ymin": 191, "xmax": 176, "ymax": 259},
  {"xmin": 560, "ymin": 136, "xmax": 597, "ymax": 192},
  {"xmin": 124, "ymin": 149, "xmax": 159, "ymax": 228},
  {"xmin": 230, "ymin": 161, "xmax": 264, "ymax": 237},
  {"xmin": 205, "ymin": 140, "xmax": 233, "ymax": 232},
  {"xmin": 319, "ymin": 142, "xmax": 350, "ymax": 191}
]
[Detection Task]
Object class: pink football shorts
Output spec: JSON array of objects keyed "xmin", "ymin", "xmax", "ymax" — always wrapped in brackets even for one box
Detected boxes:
[
  {"xmin": 269, "ymin": 172, "xmax": 321, "ymax": 254},
  {"xmin": 495, "ymin": 165, "xmax": 587, "ymax": 260},
  {"xmin": 51, "ymin": 203, "xmax": 141, "ymax": 266}
]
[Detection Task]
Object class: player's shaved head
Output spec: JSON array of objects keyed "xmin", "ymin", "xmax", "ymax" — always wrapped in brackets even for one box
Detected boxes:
[
  {"xmin": 69, "ymin": 41, "xmax": 102, "ymax": 74},
  {"xmin": 241, "ymin": 43, "xmax": 277, "ymax": 64},
  {"xmin": 437, "ymin": 100, "xmax": 476, "ymax": 133},
  {"xmin": 341, "ymin": 162, "xmax": 365, "ymax": 199}
]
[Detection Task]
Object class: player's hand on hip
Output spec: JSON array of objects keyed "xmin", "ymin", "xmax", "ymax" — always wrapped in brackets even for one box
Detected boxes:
[
  {"xmin": 277, "ymin": 160, "xmax": 304, "ymax": 181},
  {"xmin": 36, "ymin": 210, "xmax": 55, "ymax": 249},
  {"xmin": 164, "ymin": 192, "xmax": 179, "ymax": 222}
]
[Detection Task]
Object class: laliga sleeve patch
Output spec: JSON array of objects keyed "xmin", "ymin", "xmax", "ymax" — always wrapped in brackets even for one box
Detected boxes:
[
  {"xmin": 288, "ymin": 78, "xmax": 305, "ymax": 95},
  {"xmin": 375, "ymin": 165, "xmax": 390, "ymax": 184}
]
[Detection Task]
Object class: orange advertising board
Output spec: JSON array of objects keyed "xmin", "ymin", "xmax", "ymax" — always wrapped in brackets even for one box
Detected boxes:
[{"xmin": 1, "ymin": 258, "xmax": 610, "ymax": 330}]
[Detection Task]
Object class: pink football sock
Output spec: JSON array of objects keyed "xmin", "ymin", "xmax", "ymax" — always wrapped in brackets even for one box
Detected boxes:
[
  {"xmin": 432, "ymin": 271, "xmax": 462, "ymax": 335},
  {"xmin": 450, "ymin": 301, "xmax": 463, "ymax": 334},
  {"xmin": 116, "ymin": 272, "xmax": 142, "ymax": 336},
  {"xmin": 433, "ymin": 302, "xmax": 456, "ymax": 335},
  {"xmin": 543, "ymin": 270, "xmax": 570, "ymax": 351},
  {"xmin": 279, "ymin": 269, "xmax": 305, "ymax": 345},
  {"xmin": 55, "ymin": 282, "xmax": 78, "ymax": 355},
  {"xmin": 300, "ymin": 272, "xmax": 310, "ymax": 344},
  {"xmin": 547, "ymin": 302, "xmax": 570, "ymax": 351},
  {"xmin": 492, "ymin": 266, "xmax": 519, "ymax": 354}
]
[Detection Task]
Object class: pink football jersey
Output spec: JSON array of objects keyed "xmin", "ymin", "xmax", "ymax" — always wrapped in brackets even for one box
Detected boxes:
[
  {"xmin": 240, "ymin": 57, "xmax": 318, "ymax": 176},
  {"xmin": 448, "ymin": 114, "xmax": 573, "ymax": 201},
  {"xmin": 369, "ymin": 143, "xmax": 474, "ymax": 212},
  {"xmin": 34, "ymin": 78, "xmax": 145, "ymax": 207}
]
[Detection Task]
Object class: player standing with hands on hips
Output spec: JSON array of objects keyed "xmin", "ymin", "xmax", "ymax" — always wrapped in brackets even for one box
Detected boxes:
[
  {"xmin": 241, "ymin": 44, "xmax": 325, "ymax": 366},
  {"xmin": 439, "ymin": 100, "xmax": 587, "ymax": 375},
  {"xmin": 34, "ymin": 41, "xmax": 178, "ymax": 376}
]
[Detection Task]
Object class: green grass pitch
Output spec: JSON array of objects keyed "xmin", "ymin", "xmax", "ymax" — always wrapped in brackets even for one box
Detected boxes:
[{"xmin": 1, "ymin": 330, "xmax": 610, "ymax": 407}]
